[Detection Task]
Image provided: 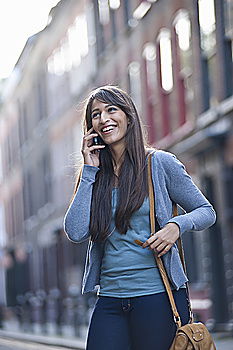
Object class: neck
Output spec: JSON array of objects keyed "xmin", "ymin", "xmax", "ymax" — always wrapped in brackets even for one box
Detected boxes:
[{"xmin": 110, "ymin": 143, "xmax": 125, "ymax": 172}]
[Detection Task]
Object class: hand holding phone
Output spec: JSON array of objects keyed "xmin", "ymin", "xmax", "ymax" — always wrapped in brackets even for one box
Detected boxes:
[{"xmin": 81, "ymin": 128, "xmax": 105, "ymax": 167}]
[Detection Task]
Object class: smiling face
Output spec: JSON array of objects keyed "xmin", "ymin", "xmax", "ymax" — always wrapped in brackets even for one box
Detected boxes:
[{"xmin": 91, "ymin": 99, "xmax": 129, "ymax": 148}]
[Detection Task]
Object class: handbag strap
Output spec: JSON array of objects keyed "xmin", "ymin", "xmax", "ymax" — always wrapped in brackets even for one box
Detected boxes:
[
  {"xmin": 173, "ymin": 202, "xmax": 187, "ymax": 275},
  {"xmin": 175, "ymin": 223, "xmax": 194, "ymax": 324},
  {"xmin": 147, "ymin": 152, "xmax": 182, "ymax": 328}
]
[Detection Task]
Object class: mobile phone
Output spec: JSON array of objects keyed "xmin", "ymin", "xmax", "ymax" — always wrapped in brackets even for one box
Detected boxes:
[{"xmin": 92, "ymin": 134, "xmax": 105, "ymax": 146}]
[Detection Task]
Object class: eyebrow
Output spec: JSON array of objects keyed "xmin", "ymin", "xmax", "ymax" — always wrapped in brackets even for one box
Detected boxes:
[{"xmin": 91, "ymin": 104, "xmax": 116, "ymax": 114}]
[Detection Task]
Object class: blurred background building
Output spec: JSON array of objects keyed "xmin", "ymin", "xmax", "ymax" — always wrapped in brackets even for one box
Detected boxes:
[{"xmin": 0, "ymin": 0, "xmax": 232, "ymax": 337}]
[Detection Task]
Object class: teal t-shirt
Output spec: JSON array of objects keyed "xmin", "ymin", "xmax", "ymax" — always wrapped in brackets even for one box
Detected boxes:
[{"xmin": 98, "ymin": 188, "xmax": 166, "ymax": 297}]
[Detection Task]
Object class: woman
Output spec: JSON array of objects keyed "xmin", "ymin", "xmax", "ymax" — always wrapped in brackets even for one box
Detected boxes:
[{"xmin": 63, "ymin": 85, "xmax": 216, "ymax": 350}]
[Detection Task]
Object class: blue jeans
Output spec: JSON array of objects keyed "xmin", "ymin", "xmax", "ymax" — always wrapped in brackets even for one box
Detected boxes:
[{"xmin": 86, "ymin": 289, "xmax": 189, "ymax": 350}]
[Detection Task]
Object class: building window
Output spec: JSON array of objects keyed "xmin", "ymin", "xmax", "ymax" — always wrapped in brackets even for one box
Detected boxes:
[
  {"xmin": 0, "ymin": 204, "xmax": 6, "ymax": 247},
  {"xmin": 68, "ymin": 26, "xmax": 82, "ymax": 68},
  {"xmin": 109, "ymin": 0, "xmax": 121, "ymax": 10},
  {"xmin": 35, "ymin": 74, "xmax": 47, "ymax": 121},
  {"xmin": 173, "ymin": 10, "xmax": 193, "ymax": 125},
  {"xmin": 98, "ymin": 0, "xmax": 110, "ymax": 25},
  {"xmin": 143, "ymin": 43, "xmax": 157, "ymax": 99},
  {"xmin": 156, "ymin": 29, "xmax": 174, "ymax": 138},
  {"xmin": 222, "ymin": 1, "xmax": 233, "ymax": 97},
  {"xmin": 43, "ymin": 153, "xmax": 51, "ymax": 205},
  {"xmin": 142, "ymin": 43, "xmax": 158, "ymax": 143},
  {"xmin": 68, "ymin": 14, "xmax": 89, "ymax": 66},
  {"xmin": 198, "ymin": 0, "xmax": 216, "ymax": 52},
  {"xmin": 123, "ymin": 0, "xmax": 131, "ymax": 27},
  {"xmin": 128, "ymin": 61, "xmax": 142, "ymax": 113},
  {"xmin": 197, "ymin": 0, "xmax": 218, "ymax": 109},
  {"xmin": 174, "ymin": 10, "xmax": 191, "ymax": 67},
  {"xmin": 110, "ymin": 7, "xmax": 117, "ymax": 41},
  {"xmin": 47, "ymin": 14, "xmax": 89, "ymax": 75},
  {"xmin": 158, "ymin": 29, "xmax": 174, "ymax": 92},
  {"xmin": 23, "ymin": 171, "xmax": 35, "ymax": 219},
  {"xmin": 17, "ymin": 100, "xmax": 27, "ymax": 147},
  {"xmin": 133, "ymin": 2, "xmax": 151, "ymax": 20},
  {"xmin": 0, "ymin": 145, "xmax": 2, "ymax": 184},
  {"xmin": 225, "ymin": 0, "xmax": 233, "ymax": 38},
  {"xmin": 23, "ymin": 174, "xmax": 29, "ymax": 220}
]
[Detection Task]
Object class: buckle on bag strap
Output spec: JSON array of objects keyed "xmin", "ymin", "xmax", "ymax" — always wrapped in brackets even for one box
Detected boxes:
[{"xmin": 174, "ymin": 314, "xmax": 182, "ymax": 328}]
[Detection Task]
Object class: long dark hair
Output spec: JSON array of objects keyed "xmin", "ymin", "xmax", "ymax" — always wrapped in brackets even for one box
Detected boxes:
[{"xmin": 75, "ymin": 85, "xmax": 150, "ymax": 242}]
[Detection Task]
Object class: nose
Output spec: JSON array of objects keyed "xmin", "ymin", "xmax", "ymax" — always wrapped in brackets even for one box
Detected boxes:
[{"xmin": 99, "ymin": 110, "xmax": 110, "ymax": 123}]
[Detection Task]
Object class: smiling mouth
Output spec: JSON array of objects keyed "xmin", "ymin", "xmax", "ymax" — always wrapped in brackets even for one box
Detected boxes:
[{"xmin": 101, "ymin": 125, "xmax": 116, "ymax": 134}]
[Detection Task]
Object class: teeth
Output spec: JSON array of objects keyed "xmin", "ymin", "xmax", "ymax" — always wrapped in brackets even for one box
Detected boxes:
[{"xmin": 102, "ymin": 126, "xmax": 114, "ymax": 132}]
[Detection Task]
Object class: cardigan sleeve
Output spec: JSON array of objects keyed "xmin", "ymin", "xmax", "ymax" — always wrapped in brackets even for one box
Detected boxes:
[
  {"xmin": 63, "ymin": 164, "xmax": 99, "ymax": 243},
  {"xmin": 159, "ymin": 152, "xmax": 216, "ymax": 235}
]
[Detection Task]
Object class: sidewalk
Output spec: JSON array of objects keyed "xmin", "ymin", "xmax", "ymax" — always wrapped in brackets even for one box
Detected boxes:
[
  {"xmin": 0, "ymin": 328, "xmax": 232, "ymax": 349},
  {"xmin": 0, "ymin": 329, "xmax": 86, "ymax": 349},
  {"xmin": 212, "ymin": 333, "xmax": 233, "ymax": 350}
]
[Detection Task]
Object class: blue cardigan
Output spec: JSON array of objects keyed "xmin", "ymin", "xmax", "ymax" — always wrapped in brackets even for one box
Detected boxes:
[{"xmin": 63, "ymin": 150, "xmax": 216, "ymax": 294}]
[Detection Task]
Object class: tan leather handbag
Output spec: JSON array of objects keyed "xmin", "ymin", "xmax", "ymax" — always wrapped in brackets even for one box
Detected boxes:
[{"xmin": 147, "ymin": 152, "xmax": 216, "ymax": 350}]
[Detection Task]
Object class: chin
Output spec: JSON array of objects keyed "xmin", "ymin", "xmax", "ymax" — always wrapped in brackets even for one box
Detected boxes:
[{"xmin": 103, "ymin": 137, "xmax": 116, "ymax": 144}]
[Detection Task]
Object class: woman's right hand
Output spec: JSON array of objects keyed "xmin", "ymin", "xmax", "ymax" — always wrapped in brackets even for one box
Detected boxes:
[{"xmin": 81, "ymin": 127, "xmax": 105, "ymax": 167}]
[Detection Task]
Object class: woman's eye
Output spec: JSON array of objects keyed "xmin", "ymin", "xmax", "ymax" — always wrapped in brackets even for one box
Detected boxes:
[
  {"xmin": 108, "ymin": 107, "xmax": 117, "ymax": 113},
  {"xmin": 92, "ymin": 112, "xmax": 100, "ymax": 119}
]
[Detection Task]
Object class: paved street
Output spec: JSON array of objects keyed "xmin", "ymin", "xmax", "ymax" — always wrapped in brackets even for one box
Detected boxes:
[
  {"xmin": 215, "ymin": 339, "xmax": 233, "ymax": 350},
  {"xmin": 0, "ymin": 337, "xmax": 72, "ymax": 350},
  {"xmin": 212, "ymin": 334, "xmax": 233, "ymax": 350},
  {"xmin": 0, "ymin": 334, "xmax": 233, "ymax": 350}
]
